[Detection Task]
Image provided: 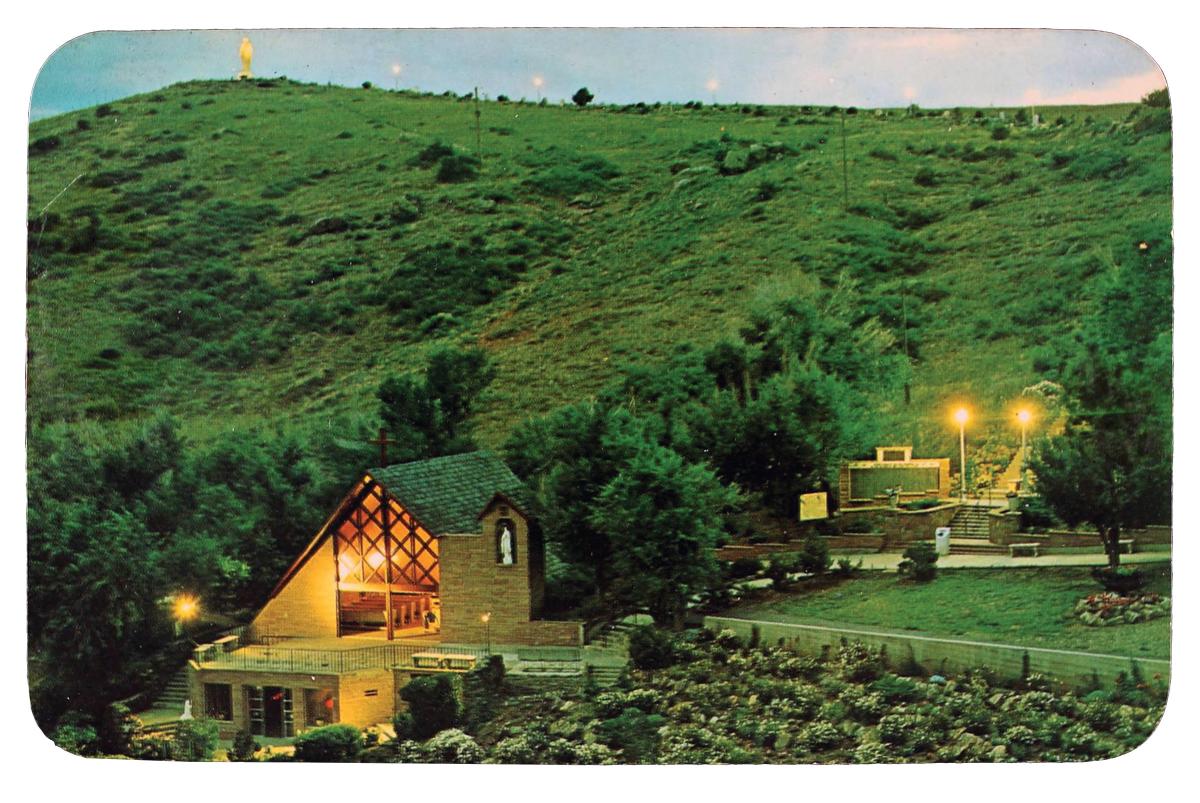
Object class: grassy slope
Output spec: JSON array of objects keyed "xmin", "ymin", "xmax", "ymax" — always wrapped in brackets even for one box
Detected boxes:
[
  {"xmin": 27, "ymin": 81, "xmax": 1172, "ymax": 456},
  {"xmin": 731, "ymin": 566, "xmax": 1171, "ymax": 659}
]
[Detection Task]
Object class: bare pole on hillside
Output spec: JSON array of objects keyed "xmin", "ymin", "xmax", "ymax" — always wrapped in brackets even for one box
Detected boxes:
[
  {"xmin": 901, "ymin": 281, "xmax": 911, "ymax": 406},
  {"xmin": 474, "ymin": 87, "xmax": 483, "ymax": 169},
  {"xmin": 840, "ymin": 107, "xmax": 849, "ymax": 210}
]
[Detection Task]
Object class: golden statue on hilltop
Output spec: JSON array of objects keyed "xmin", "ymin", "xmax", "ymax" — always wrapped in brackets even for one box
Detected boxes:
[{"xmin": 237, "ymin": 37, "xmax": 253, "ymax": 80}]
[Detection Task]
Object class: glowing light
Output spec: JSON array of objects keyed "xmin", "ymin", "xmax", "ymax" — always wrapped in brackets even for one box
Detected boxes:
[
  {"xmin": 481, "ymin": 612, "xmax": 492, "ymax": 624},
  {"xmin": 902, "ymin": 85, "xmax": 918, "ymax": 101},
  {"xmin": 705, "ymin": 78, "xmax": 719, "ymax": 93},
  {"xmin": 174, "ymin": 594, "xmax": 199, "ymax": 622},
  {"xmin": 953, "ymin": 407, "xmax": 969, "ymax": 426},
  {"xmin": 366, "ymin": 551, "xmax": 384, "ymax": 570},
  {"xmin": 391, "ymin": 63, "xmax": 402, "ymax": 77},
  {"xmin": 532, "ymin": 75, "xmax": 545, "ymax": 89},
  {"xmin": 1016, "ymin": 408, "xmax": 1032, "ymax": 425}
]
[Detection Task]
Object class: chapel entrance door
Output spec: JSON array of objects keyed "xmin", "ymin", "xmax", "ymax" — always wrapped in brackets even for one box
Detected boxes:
[{"xmin": 262, "ymin": 686, "xmax": 294, "ymax": 738}]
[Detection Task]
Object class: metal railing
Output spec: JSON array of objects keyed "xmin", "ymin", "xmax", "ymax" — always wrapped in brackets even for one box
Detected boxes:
[{"xmin": 193, "ymin": 641, "xmax": 487, "ymax": 674}]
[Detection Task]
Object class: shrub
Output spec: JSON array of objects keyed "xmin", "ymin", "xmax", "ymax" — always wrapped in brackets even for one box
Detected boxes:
[
  {"xmin": 572, "ymin": 87, "xmax": 595, "ymax": 107},
  {"xmin": 410, "ymin": 140, "xmax": 455, "ymax": 167},
  {"xmin": 726, "ymin": 557, "xmax": 763, "ymax": 580},
  {"xmin": 628, "ymin": 624, "xmax": 676, "ymax": 669},
  {"xmin": 912, "ymin": 167, "xmax": 938, "ymax": 187},
  {"xmin": 76, "ymin": 118, "xmax": 91, "ymax": 131},
  {"xmin": 462, "ymin": 654, "xmax": 506, "ymax": 729},
  {"xmin": 991, "ymin": 126, "xmax": 1010, "ymax": 141},
  {"xmin": 868, "ymin": 147, "xmax": 898, "ymax": 161},
  {"xmin": 95, "ymin": 104, "xmax": 116, "ymax": 117},
  {"xmin": 392, "ymin": 712, "xmax": 415, "ymax": 741},
  {"xmin": 870, "ymin": 674, "xmax": 921, "ymax": 703},
  {"xmin": 98, "ymin": 702, "xmax": 139, "ymax": 756},
  {"xmin": 765, "ymin": 552, "xmax": 801, "ymax": 590},
  {"xmin": 594, "ymin": 707, "xmax": 665, "ymax": 763},
  {"xmin": 362, "ymin": 81, "xmax": 372, "ymax": 89},
  {"xmin": 388, "ymin": 197, "xmax": 421, "ymax": 224},
  {"xmin": 229, "ymin": 730, "xmax": 260, "ymax": 761},
  {"xmin": 1060, "ymin": 722, "xmax": 1099, "ymax": 755},
  {"xmin": 400, "ymin": 674, "xmax": 462, "ymax": 739},
  {"xmin": 29, "ymin": 135, "xmax": 61, "ymax": 156},
  {"xmin": 170, "ymin": 718, "xmax": 219, "ymax": 761},
  {"xmin": 852, "ymin": 741, "xmax": 895, "ymax": 764},
  {"xmin": 293, "ymin": 724, "xmax": 363, "ymax": 762},
  {"xmin": 436, "ymin": 153, "xmax": 480, "ymax": 183},
  {"xmin": 491, "ymin": 734, "xmax": 539, "ymax": 763},
  {"xmin": 1091, "ymin": 567, "xmax": 1146, "ymax": 593},
  {"xmin": 52, "ymin": 717, "xmax": 99, "ymax": 756},
  {"xmin": 754, "ymin": 180, "xmax": 779, "ymax": 202},
  {"xmin": 799, "ymin": 720, "xmax": 842, "ymax": 750},
  {"xmin": 834, "ymin": 557, "xmax": 862, "ymax": 577},
  {"xmin": 898, "ymin": 542, "xmax": 938, "ymax": 582},
  {"xmin": 835, "ymin": 641, "xmax": 885, "ymax": 683},
  {"xmin": 839, "ymin": 687, "xmax": 887, "ymax": 723},
  {"xmin": 797, "ymin": 535, "xmax": 831, "ymax": 575},
  {"xmin": 423, "ymin": 728, "xmax": 484, "ymax": 763},
  {"xmin": 968, "ymin": 194, "xmax": 992, "ymax": 210}
]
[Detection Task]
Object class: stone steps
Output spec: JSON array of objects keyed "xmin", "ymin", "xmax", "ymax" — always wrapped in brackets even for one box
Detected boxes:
[{"xmin": 150, "ymin": 667, "xmax": 190, "ymax": 709}]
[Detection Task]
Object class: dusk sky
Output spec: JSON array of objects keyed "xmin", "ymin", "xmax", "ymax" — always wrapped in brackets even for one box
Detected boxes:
[{"xmin": 30, "ymin": 28, "xmax": 1167, "ymax": 120}]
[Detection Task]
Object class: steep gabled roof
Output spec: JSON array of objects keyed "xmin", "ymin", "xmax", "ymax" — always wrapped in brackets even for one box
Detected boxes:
[{"xmin": 369, "ymin": 450, "xmax": 533, "ymax": 534}]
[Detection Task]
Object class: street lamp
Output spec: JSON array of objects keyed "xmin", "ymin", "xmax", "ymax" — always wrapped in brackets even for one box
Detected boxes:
[
  {"xmin": 532, "ymin": 75, "xmax": 544, "ymax": 101},
  {"xmin": 391, "ymin": 63, "xmax": 402, "ymax": 90},
  {"xmin": 174, "ymin": 594, "xmax": 199, "ymax": 642},
  {"xmin": 953, "ymin": 407, "xmax": 969, "ymax": 501},
  {"xmin": 481, "ymin": 612, "xmax": 492, "ymax": 655},
  {"xmin": 1016, "ymin": 408, "xmax": 1033, "ymax": 491}
]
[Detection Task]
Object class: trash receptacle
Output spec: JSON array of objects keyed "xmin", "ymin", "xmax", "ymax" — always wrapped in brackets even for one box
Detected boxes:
[{"xmin": 934, "ymin": 527, "xmax": 951, "ymax": 556}]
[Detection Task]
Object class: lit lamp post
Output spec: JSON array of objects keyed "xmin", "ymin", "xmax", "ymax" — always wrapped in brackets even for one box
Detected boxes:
[
  {"xmin": 481, "ymin": 612, "xmax": 492, "ymax": 655},
  {"xmin": 953, "ymin": 407, "xmax": 969, "ymax": 501},
  {"xmin": 1016, "ymin": 408, "xmax": 1032, "ymax": 492},
  {"xmin": 174, "ymin": 594, "xmax": 199, "ymax": 643},
  {"xmin": 706, "ymin": 77, "xmax": 719, "ymax": 104},
  {"xmin": 391, "ymin": 63, "xmax": 402, "ymax": 90},
  {"xmin": 532, "ymin": 75, "xmax": 544, "ymax": 102}
]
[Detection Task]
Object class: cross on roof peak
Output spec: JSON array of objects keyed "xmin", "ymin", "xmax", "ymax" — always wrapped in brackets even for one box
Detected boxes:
[{"xmin": 368, "ymin": 428, "xmax": 398, "ymax": 467}]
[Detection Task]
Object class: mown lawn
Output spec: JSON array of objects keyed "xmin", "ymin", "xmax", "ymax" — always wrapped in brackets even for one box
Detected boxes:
[{"xmin": 731, "ymin": 565, "xmax": 1171, "ymax": 659}]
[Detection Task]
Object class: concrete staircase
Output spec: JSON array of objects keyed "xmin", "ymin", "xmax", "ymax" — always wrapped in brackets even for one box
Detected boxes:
[
  {"xmin": 151, "ymin": 666, "xmax": 190, "ymax": 713},
  {"xmin": 948, "ymin": 504, "xmax": 1007, "ymax": 555},
  {"xmin": 587, "ymin": 664, "xmax": 626, "ymax": 688}
]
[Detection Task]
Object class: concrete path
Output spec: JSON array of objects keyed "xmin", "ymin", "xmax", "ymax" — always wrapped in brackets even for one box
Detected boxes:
[{"xmin": 830, "ymin": 550, "xmax": 1171, "ymax": 572}]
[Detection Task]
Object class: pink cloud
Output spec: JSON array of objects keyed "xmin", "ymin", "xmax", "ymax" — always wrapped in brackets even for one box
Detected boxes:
[{"xmin": 1030, "ymin": 68, "xmax": 1166, "ymax": 105}]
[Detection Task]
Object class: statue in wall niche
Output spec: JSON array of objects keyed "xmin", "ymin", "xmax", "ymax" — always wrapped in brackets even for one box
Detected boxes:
[
  {"xmin": 498, "ymin": 522, "xmax": 515, "ymax": 565},
  {"xmin": 237, "ymin": 37, "xmax": 254, "ymax": 80},
  {"xmin": 180, "ymin": 699, "xmax": 193, "ymax": 721}
]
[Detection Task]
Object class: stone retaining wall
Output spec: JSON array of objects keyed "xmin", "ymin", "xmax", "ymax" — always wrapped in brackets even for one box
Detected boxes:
[{"xmin": 704, "ymin": 616, "xmax": 1170, "ymax": 691}]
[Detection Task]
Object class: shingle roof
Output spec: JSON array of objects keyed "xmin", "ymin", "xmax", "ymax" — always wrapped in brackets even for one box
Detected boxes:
[{"xmin": 369, "ymin": 451, "xmax": 533, "ymax": 534}]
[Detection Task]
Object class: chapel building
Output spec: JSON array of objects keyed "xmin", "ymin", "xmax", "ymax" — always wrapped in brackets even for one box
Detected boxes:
[{"xmin": 187, "ymin": 451, "xmax": 582, "ymax": 738}]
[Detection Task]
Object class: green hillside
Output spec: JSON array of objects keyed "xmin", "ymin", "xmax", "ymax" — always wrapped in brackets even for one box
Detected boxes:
[{"xmin": 27, "ymin": 80, "xmax": 1172, "ymax": 457}]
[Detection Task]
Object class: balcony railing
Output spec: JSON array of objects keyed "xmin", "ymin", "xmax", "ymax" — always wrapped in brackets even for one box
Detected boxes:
[{"xmin": 193, "ymin": 641, "xmax": 487, "ymax": 675}]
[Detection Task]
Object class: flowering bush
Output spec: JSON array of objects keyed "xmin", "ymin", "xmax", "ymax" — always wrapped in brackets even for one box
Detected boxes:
[
  {"xmin": 852, "ymin": 740, "xmax": 895, "ymax": 764},
  {"xmin": 422, "ymin": 729, "xmax": 484, "ymax": 763},
  {"xmin": 800, "ymin": 720, "xmax": 842, "ymax": 750},
  {"xmin": 1074, "ymin": 592, "xmax": 1170, "ymax": 626}
]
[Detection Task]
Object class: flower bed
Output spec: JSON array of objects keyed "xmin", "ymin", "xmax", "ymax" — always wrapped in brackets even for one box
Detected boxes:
[{"xmin": 1074, "ymin": 592, "xmax": 1170, "ymax": 627}]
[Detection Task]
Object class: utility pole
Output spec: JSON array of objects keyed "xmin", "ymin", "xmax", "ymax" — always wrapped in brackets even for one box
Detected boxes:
[
  {"xmin": 473, "ymin": 87, "xmax": 483, "ymax": 168},
  {"xmin": 901, "ymin": 282, "xmax": 911, "ymax": 406},
  {"xmin": 840, "ymin": 106, "xmax": 849, "ymax": 210}
]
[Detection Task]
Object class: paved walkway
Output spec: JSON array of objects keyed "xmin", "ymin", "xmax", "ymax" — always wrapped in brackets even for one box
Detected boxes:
[{"xmin": 830, "ymin": 550, "xmax": 1171, "ymax": 572}]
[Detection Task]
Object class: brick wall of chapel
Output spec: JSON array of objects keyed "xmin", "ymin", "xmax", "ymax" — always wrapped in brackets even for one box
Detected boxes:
[{"xmin": 438, "ymin": 504, "xmax": 547, "ymax": 645}]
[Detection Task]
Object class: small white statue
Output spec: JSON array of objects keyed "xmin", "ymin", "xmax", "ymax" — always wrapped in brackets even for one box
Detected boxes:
[
  {"xmin": 499, "ymin": 524, "xmax": 514, "ymax": 565},
  {"xmin": 180, "ymin": 699, "xmax": 194, "ymax": 721}
]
